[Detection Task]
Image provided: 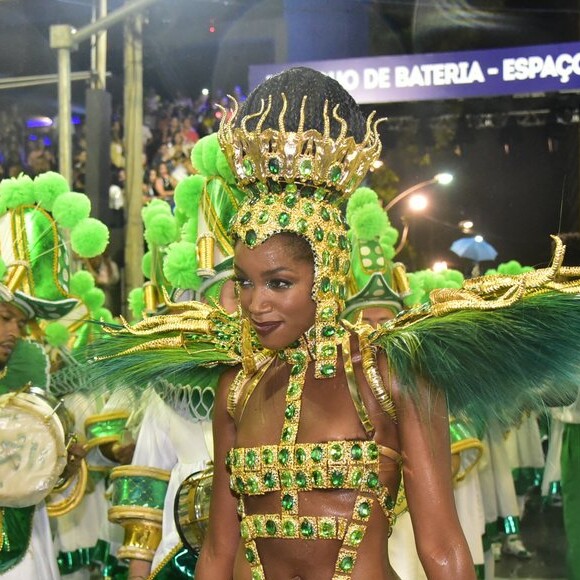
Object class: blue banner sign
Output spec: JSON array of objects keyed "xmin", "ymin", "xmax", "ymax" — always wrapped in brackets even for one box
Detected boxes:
[{"xmin": 249, "ymin": 42, "xmax": 580, "ymax": 104}]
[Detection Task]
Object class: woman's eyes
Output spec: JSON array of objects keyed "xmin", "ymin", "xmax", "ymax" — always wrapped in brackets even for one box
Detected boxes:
[{"xmin": 234, "ymin": 278, "xmax": 293, "ymax": 290}]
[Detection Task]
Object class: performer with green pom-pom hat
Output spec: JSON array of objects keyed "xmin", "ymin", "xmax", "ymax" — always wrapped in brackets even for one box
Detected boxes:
[
  {"xmin": 0, "ymin": 171, "xmax": 109, "ymax": 579},
  {"xmin": 96, "ymin": 133, "xmax": 243, "ymax": 580}
]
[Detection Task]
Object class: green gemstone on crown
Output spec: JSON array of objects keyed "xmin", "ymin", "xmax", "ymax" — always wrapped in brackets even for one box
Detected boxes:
[
  {"xmin": 357, "ymin": 501, "xmax": 370, "ymax": 519},
  {"xmin": 295, "ymin": 471, "xmax": 307, "ymax": 488},
  {"xmin": 278, "ymin": 448, "xmax": 290, "ymax": 465},
  {"xmin": 322, "ymin": 250, "xmax": 330, "ymax": 267},
  {"xmin": 299, "ymin": 158, "xmax": 313, "ymax": 177},
  {"xmin": 321, "ymin": 344, "xmax": 336, "ymax": 357},
  {"xmin": 245, "ymin": 450, "xmax": 257, "ymax": 468},
  {"xmin": 281, "ymin": 471, "xmax": 293, "ymax": 487},
  {"xmin": 243, "ymin": 158, "xmax": 255, "ymax": 176},
  {"xmin": 351, "ymin": 470, "xmax": 363, "ymax": 486},
  {"xmin": 265, "ymin": 519, "xmax": 277, "ymax": 535},
  {"xmin": 245, "ymin": 548, "xmax": 255, "ymax": 563},
  {"xmin": 281, "ymin": 493, "xmax": 294, "ymax": 510},
  {"xmin": 351, "ymin": 444, "xmax": 363, "ymax": 460},
  {"xmin": 284, "ymin": 193, "xmax": 297, "ymax": 208},
  {"xmin": 300, "ymin": 519, "xmax": 314, "ymax": 538},
  {"xmin": 287, "ymin": 381, "xmax": 301, "ymax": 398},
  {"xmin": 253, "ymin": 517, "xmax": 264, "ymax": 534},
  {"xmin": 327, "ymin": 232, "xmax": 337, "ymax": 247},
  {"xmin": 367, "ymin": 472, "xmax": 379, "ymax": 488},
  {"xmin": 338, "ymin": 234, "xmax": 348, "ymax": 249},
  {"xmin": 320, "ymin": 277, "xmax": 331, "ymax": 293},
  {"xmin": 268, "ymin": 157, "xmax": 281, "ymax": 174},
  {"xmin": 321, "ymin": 325, "xmax": 336, "ymax": 337},
  {"xmin": 329, "ymin": 165, "xmax": 342, "ymax": 183},
  {"xmin": 367, "ymin": 443, "xmax": 379, "ymax": 460},
  {"xmin": 339, "ymin": 555, "xmax": 354, "ymax": 572},
  {"xmin": 252, "ymin": 570, "xmax": 263, "ymax": 580},
  {"xmin": 342, "ymin": 259, "xmax": 351, "ymax": 275},
  {"xmin": 257, "ymin": 182, "xmax": 268, "ymax": 194},
  {"xmin": 295, "ymin": 447, "xmax": 306, "ymax": 465},
  {"xmin": 303, "ymin": 202, "xmax": 314, "ymax": 216},
  {"xmin": 245, "ymin": 230, "xmax": 257, "ymax": 247},
  {"xmin": 278, "ymin": 212, "xmax": 290, "ymax": 227},
  {"xmin": 320, "ymin": 521, "xmax": 334, "ymax": 538},
  {"xmin": 247, "ymin": 477, "xmax": 259, "ymax": 494},
  {"xmin": 331, "ymin": 470, "xmax": 344, "ymax": 487},
  {"xmin": 296, "ymin": 218, "xmax": 307, "ymax": 233},
  {"xmin": 258, "ymin": 210, "xmax": 269, "ymax": 224},
  {"xmin": 283, "ymin": 520, "xmax": 296, "ymax": 536},
  {"xmin": 264, "ymin": 472, "xmax": 276, "ymax": 488},
  {"xmin": 264, "ymin": 194, "xmax": 275, "ymax": 205},
  {"xmin": 240, "ymin": 211, "xmax": 252, "ymax": 225},
  {"xmin": 281, "ymin": 426, "xmax": 294, "ymax": 442},
  {"xmin": 285, "ymin": 183, "xmax": 298, "ymax": 193},
  {"xmin": 312, "ymin": 470, "xmax": 323, "ymax": 486},
  {"xmin": 330, "ymin": 443, "xmax": 343, "ymax": 461},
  {"xmin": 285, "ymin": 404, "xmax": 296, "ymax": 420},
  {"xmin": 311, "ymin": 446, "xmax": 323, "ymax": 462},
  {"xmin": 320, "ymin": 206, "xmax": 330, "ymax": 221},
  {"xmin": 262, "ymin": 448, "xmax": 274, "ymax": 464},
  {"xmin": 314, "ymin": 188, "xmax": 326, "ymax": 201},
  {"xmin": 320, "ymin": 306, "xmax": 334, "ymax": 320},
  {"xmin": 314, "ymin": 226, "xmax": 324, "ymax": 242},
  {"xmin": 236, "ymin": 476, "xmax": 245, "ymax": 493}
]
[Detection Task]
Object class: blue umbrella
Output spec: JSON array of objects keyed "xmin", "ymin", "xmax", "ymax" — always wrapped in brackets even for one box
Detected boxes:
[{"xmin": 450, "ymin": 236, "xmax": 498, "ymax": 262}]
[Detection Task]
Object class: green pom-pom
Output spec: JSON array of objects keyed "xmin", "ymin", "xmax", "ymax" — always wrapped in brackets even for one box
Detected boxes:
[
  {"xmin": 52, "ymin": 191, "xmax": 91, "ymax": 228},
  {"xmin": 0, "ymin": 257, "xmax": 6, "ymax": 280},
  {"xmin": 83, "ymin": 287, "xmax": 106, "ymax": 310},
  {"xmin": 44, "ymin": 322, "xmax": 70, "ymax": 347},
  {"xmin": 191, "ymin": 134, "xmax": 218, "ymax": 176},
  {"xmin": 92, "ymin": 307, "xmax": 114, "ymax": 324},
  {"xmin": 70, "ymin": 270, "xmax": 95, "ymax": 296},
  {"xmin": 144, "ymin": 213, "xmax": 178, "ymax": 247},
  {"xmin": 346, "ymin": 187, "xmax": 379, "ymax": 224},
  {"xmin": 163, "ymin": 241, "xmax": 202, "ymax": 289},
  {"xmin": 142, "ymin": 251, "xmax": 152, "ymax": 279},
  {"xmin": 142, "ymin": 198, "xmax": 172, "ymax": 229},
  {"xmin": 174, "ymin": 207, "xmax": 188, "ymax": 228},
  {"xmin": 70, "ymin": 218, "xmax": 109, "ymax": 258},
  {"xmin": 216, "ymin": 149, "xmax": 236, "ymax": 183},
  {"xmin": 180, "ymin": 218, "xmax": 198, "ymax": 243},
  {"xmin": 0, "ymin": 192, "xmax": 7, "ymax": 216},
  {"xmin": 174, "ymin": 174, "xmax": 205, "ymax": 218},
  {"xmin": 33, "ymin": 172, "xmax": 70, "ymax": 211},
  {"xmin": 0, "ymin": 174, "xmax": 36, "ymax": 208},
  {"xmin": 128, "ymin": 287, "xmax": 145, "ymax": 321}
]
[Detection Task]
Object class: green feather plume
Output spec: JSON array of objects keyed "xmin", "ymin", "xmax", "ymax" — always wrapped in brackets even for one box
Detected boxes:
[{"xmin": 373, "ymin": 291, "xmax": 580, "ymax": 426}]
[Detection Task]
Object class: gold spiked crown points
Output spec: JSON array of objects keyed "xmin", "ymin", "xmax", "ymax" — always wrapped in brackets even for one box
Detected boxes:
[{"xmin": 218, "ymin": 94, "xmax": 384, "ymax": 201}]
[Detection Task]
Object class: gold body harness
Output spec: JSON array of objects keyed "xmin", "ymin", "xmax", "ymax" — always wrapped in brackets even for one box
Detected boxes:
[{"xmin": 226, "ymin": 333, "xmax": 401, "ymax": 579}]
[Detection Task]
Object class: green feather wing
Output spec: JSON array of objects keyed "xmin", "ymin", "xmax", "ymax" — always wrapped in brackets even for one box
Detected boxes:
[
  {"xmin": 372, "ymin": 290, "xmax": 580, "ymax": 426},
  {"xmin": 50, "ymin": 301, "xmax": 244, "ymax": 402}
]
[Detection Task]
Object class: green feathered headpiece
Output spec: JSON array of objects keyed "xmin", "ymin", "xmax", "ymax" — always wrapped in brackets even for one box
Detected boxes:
[
  {"xmin": 140, "ymin": 134, "xmax": 245, "ymax": 311},
  {"xmin": 0, "ymin": 172, "xmax": 109, "ymax": 319},
  {"xmin": 342, "ymin": 187, "xmax": 408, "ymax": 321}
]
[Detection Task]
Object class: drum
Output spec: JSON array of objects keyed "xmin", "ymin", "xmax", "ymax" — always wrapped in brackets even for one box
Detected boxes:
[
  {"xmin": 174, "ymin": 466, "xmax": 213, "ymax": 553},
  {"xmin": 0, "ymin": 386, "xmax": 73, "ymax": 508}
]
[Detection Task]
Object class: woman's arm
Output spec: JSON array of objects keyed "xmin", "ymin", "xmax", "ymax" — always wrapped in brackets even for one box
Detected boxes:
[
  {"xmin": 391, "ymin": 372, "xmax": 475, "ymax": 579},
  {"xmin": 195, "ymin": 367, "xmax": 241, "ymax": 579}
]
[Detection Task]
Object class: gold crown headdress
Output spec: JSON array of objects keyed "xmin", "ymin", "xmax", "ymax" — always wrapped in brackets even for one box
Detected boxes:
[{"xmin": 218, "ymin": 94, "xmax": 384, "ymax": 378}]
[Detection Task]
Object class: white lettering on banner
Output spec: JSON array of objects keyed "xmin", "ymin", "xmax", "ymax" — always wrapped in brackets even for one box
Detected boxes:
[
  {"xmin": 363, "ymin": 67, "xmax": 391, "ymax": 89},
  {"xmin": 503, "ymin": 52, "xmax": 580, "ymax": 83},
  {"xmin": 323, "ymin": 69, "xmax": 360, "ymax": 91},
  {"xmin": 394, "ymin": 61, "xmax": 485, "ymax": 88}
]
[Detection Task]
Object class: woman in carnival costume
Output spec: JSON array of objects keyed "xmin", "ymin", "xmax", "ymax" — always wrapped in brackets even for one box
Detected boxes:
[
  {"xmin": 0, "ymin": 171, "xmax": 109, "ymax": 579},
  {"xmin": 77, "ymin": 68, "xmax": 580, "ymax": 579}
]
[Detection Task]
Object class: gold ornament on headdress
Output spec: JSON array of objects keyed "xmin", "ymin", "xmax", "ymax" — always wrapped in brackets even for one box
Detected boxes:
[{"xmin": 218, "ymin": 94, "xmax": 384, "ymax": 379}]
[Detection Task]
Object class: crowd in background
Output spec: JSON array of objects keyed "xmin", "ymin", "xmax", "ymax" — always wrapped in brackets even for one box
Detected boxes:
[{"xmin": 0, "ymin": 84, "xmax": 247, "ymax": 204}]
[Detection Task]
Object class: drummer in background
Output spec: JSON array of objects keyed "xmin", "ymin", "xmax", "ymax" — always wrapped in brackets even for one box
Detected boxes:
[
  {"xmin": 0, "ymin": 172, "xmax": 110, "ymax": 579},
  {"xmin": 107, "ymin": 134, "xmax": 241, "ymax": 580}
]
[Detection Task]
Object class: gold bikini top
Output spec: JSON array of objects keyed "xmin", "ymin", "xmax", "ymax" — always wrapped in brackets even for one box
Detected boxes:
[{"xmin": 226, "ymin": 332, "xmax": 401, "ymax": 580}]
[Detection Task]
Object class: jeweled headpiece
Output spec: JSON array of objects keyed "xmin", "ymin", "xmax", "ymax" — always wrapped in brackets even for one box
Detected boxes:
[{"xmin": 218, "ymin": 92, "xmax": 384, "ymax": 378}]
